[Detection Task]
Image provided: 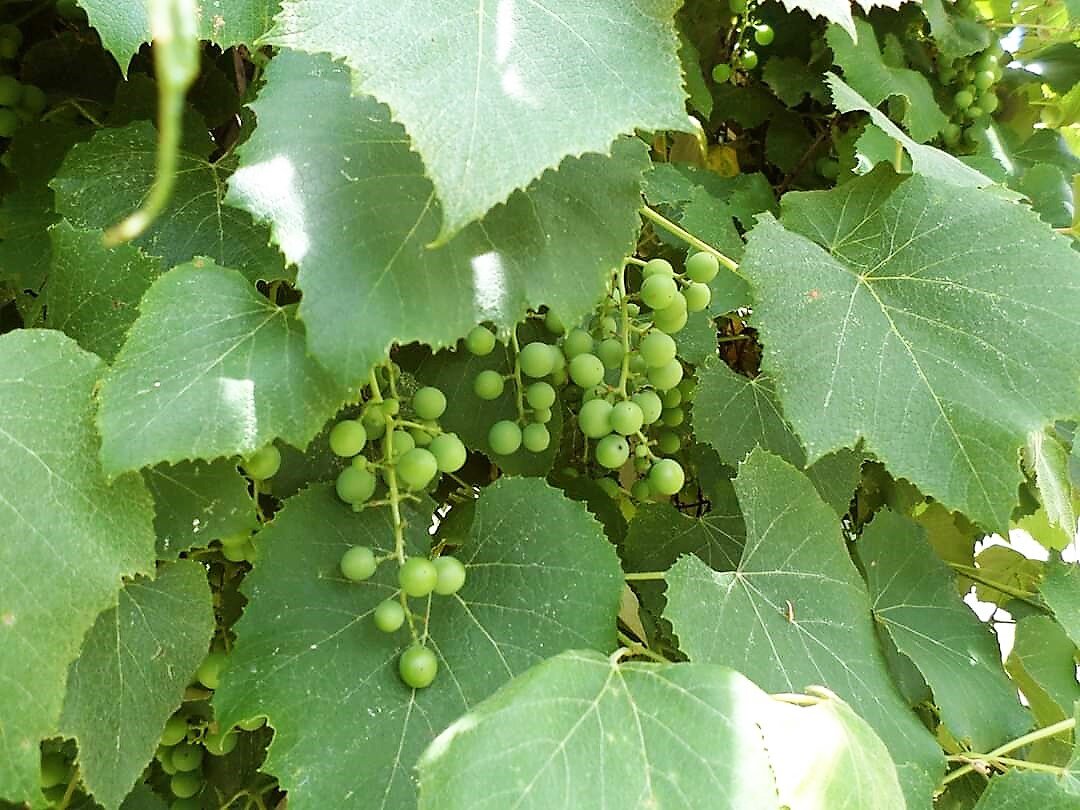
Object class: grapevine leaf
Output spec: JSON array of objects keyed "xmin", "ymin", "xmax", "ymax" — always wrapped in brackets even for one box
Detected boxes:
[
  {"xmin": 60, "ymin": 561, "xmax": 215, "ymax": 810},
  {"xmin": 1005, "ymin": 616, "xmax": 1080, "ymax": 742},
  {"xmin": 679, "ymin": 31, "xmax": 713, "ymax": 119},
  {"xmin": 0, "ymin": 330, "xmax": 155, "ymax": 803},
  {"xmin": 1041, "ymin": 562, "xmax": 1080, "ymax": 647},
  {"xmin": 97, "ymin": 260, "xmax": 348, "ymax": 475},
  {"xmin": 268, "ymin": 0, "xmax": 691, "ymax": 239},
  {"xmin": 763, "ymin": 56, "xmax": 827, "ymax": 106},
  {"xmin": 144, "ymin": 459, "xmax": 257, "ymax": 558},
  {"xmin": 664, "ymin": 448, "xmax": 944, "ymax": 807},
  {"xmin": 971, "ymin": 770, "xmax": 1080, "ymax": 809},
  {"xmin": 417, "ymin": 650, "xmax": 905, "ymax": 810},
  {"xmin": 1026, "ymin": 429, "xmax": 1078, "ymax": 538},
  {"xmin": 45, "ymin": 222, "xmax": 163, "ymax": 362},
  {"xmin": 79, "ymin": 0, "xmax": 281, "ymax": 74},
  {"xmin": 693, "ymin": 360, "xmax": 862, "ymax": 515},
  {"xmin": 740, "ymin": 166, "xmax": 1080, "ymax": 530},
  {"xmin": 857, "ymin": 509, "xmax": 1032, "ymax": 750},
  {"xmin": 227, "ymin": 51, "xmax": 648, "ymax": 386},
  {"xmin": 51, "ymin": 120, "xmax": 290, "ymax": 286},
  {"xmin": 827, "ymin": 74, "xmax": 993, "ymax": 187},
  {"xmin": 921, "ymin": 0, "xmax": 991, "ymax": 58},
  {"xmin": 213, "ymin": 478, "xmax": 623, "ymax": 809},
  {"xmin": 972, "ymin": 546, "xmax": 1042, "ymax": 606},
  {"xmin": 775, "ymin": 0, "xmax": 910, "ymax": 41}
]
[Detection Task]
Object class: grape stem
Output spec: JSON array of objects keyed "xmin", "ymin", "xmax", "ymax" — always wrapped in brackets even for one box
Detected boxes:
[
  {"xmin": 509, "ymin": 328, "xmax": 527, "ymax": 423},
  {"xmin": 624, "ymin": 571, "xmax": 665, "ymax": 581},
  {"xmin": 616, "ymin": 631, "xmax": 670, "ymax": 663},
  {"xmin": 624, "ymin": 256, "xmax": 647, "ymax": 267},
  {"xmin": 616, "ymin": 265, "xmax": 632, "ymax": 397},
  {"xmin": 940, "ymin": 717, "xmax": 1076, "ymax": 786},
  {"xmin": 638, "ymin": 206, "xmax": 739, "ymax": 272}
]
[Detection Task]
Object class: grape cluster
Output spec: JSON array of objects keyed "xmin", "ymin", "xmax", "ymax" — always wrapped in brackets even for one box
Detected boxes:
[
  {"xmin": 0, "ymin": 24, "xmax": 46, "ymax": 139},
  {"xmin": 934, "ymin": 26, "xmax": 1004, "ymax": 148},
  {"xmin": 711, "ymin": 0, "xmax": 774, "ymax": 83}
]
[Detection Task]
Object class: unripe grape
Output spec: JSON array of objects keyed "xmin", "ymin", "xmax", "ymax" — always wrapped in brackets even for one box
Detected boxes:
[
  {"xmin": 160, "ymin": 714, "xmax": 188, "ymax": 747},
  {"xmin": 633, "ymin": 456, "xmax": 651, "ymax": 473},
  {"xmin": 954, "ymin": 90, "xmax": 974, "ymax": 109},
  {"xmin": 974, "ymin": 52, "xmax": 996, "ymax": 72},
  {"xmin": 170, "ymin": 771, "xmax": 203, "ymax": 799},
  {"xmin": 522, "ymin": 422, "xmax": 551, "ymax": 452},
  {"xmin": 157, "ymin": 746, "xmax": 177, "ymax": 775},
  {"xmin": 399, "ymin": 557, "xmax": 438, "ymax": 597},
  {"xmin": 657, "ymin": 431, "xmax": 681, "ymax": 455},
  {"xmin": 412, "ymin": 386, "xmax": 447, "ymax": 420},
  {"xmin": 662, "ymin": 388, "xmax": 682, "ymax": 408},
  {"xmin": 683, "ymin": 283, "xmax": 711, "ymax": 312},
  {"xmin": 678, "ymin": 377, "xmax": 697, "ymax": 400},
  {"xmin": 526, "ymin": 381, "xmax": 556, "ymax": 410},
  {"xmin": 374, "ymin": 599, "xmax": 406, "ymax": 632},
  {"xmin": 20, "ymin": 84, "xmax": 45, "ymax": 116},
  {"xmin": 204, "ymin": 729, "xmax": 238, "ymax": 756},
  {"xmin": 578, "ymin": 398, "xmax": 614, "ymax": 439},
  {"xmin": 662, "ymin": 407, "xmax": 685, "ymax": 427},
  {"xmin": 978, "ymin": 92, "xmax": 998, "ymax": 114},
  {"xmin": 410, "ymin": 426, "xmax": 434, "ymax": 447},
  {"xmin": 242, "ymin": 445, "xmax": 280, "ymax": 480},
  {"xmin": 753, "ymin": 24, "xmax": 774, "ymax": 46},
  {"xmin": 685, "ymin": 252, "xmax": 719, "ymax": 283},
  {"xmin": 942, "ymin": 123, "xmax": 961, "ymax": 146},
  {"xmin": 341, "ymin": 545, "xmax": 378, "ymax": 581},
  {"xmin": 642, "ymin": 258, "xmax": 675, "ymax": 278},
  {"xmin": 338, "ymin": 464, "xmax": 376, "ymax": 505},
  {"xmin": 329, "ymin": 419, "xmax": 366, "ymax": 457},
  {"xmin": 639, "ymin": 330, "xmax": 676, "ymax": 368},
  {"xmin": 647, "ymin": 359, "xmax": 684, "ymax": 391},
  {"xmin": 488, "ymin": 420, "xmax": 522, "ymax": 455},
  {"xmin": 532, "ymin": 407, "xmax": 553, "ymax": 424},
  {"xmin": 465, "ymin": 325, "xmax": 496, "ymax": 356},
  {"xmin": 433, "ymin": 556, "xmax": 467, "ymax": 595},
  {"xmin": 399, "ymin": 645, "xmax": 438, "ymax": 689},
  {"xmin": 598, "ymin": 337, "xmax": 624, "ymax": 369},
  {"xmin": 474, "ymin": 369, "xmax": 505, "ymax": 400},
  {"xmin": 652, "ymin": 300, "xmax": 688, "ymax": 334},
  {"xmin": 631, "ymin": 479, "xmax": 652, "ymax": 501},
  {"xmin": 0, "ymin": 107, "xmax": 16, "ymax": 137},
  {"xmin": 0, "ymin": 76, "xmax": 21, "ymax": 107},
  {"xmin": 600, "ymin": 315, "xmax": 618, "ymax": 336},
  {"xmin": 171, "ymin": 743, "xmax": 203, "ymax": 772},
  {"xmin": 739, "ymin": 49, "xmax": 759, "ymax": 70},
  {"xmin": 649, "ymin": 459, "xmax": 686, "ymax": 496},
  {"xmin": 362, "ymin": 407, "xmax": 387, "ymax": 439},
  {"xmin": 641, "ymin": 275, "xmax": 678, "ymax": 310},
  {"xmin": 965, "ymin": 105, "xmax": 984, "ymax": 120},
  {"xmin": 519, "ymin": 342, "xmax": 556, "ymax": 378},
  {"xmin": 973, "ymin": 70, "xmax": 994, "ymax": 90},
  {"xmin": 711, "ymin": 63, "xmax": 732, "ymax": 83},
  {"xmin": 380, "ymin": 397, "xmax": 400, "ymax": 416},
  {"xmin": 195, "ymin": 649, "xmax": 226, "ymax": 690},
  {"xmin": 562, "ymin": 328, "xmax": 594, "ymax": 359},
  {"xmin": 631, "ymin": 390, "xmax": 663, "ymax": 424},
  {"xmin": 611, "ymin": 400, "xmax": 644, "ymax": 435},
  {"xmin": 389, "ymin": 429, "xmax": 415, "ymax": 460},
  {"xmin": 398, "ymin": 448, "xmax": 439, "ymax": 490},
  {"xmin": 595, "ymin": 434, "xmax": 630, "ymax": 469},
  {"xmin": 569, "ymin": 353, "xmax": 605, "ymax": 388}
]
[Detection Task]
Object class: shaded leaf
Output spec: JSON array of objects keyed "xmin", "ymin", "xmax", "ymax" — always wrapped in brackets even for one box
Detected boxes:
[
  {"xmin": 971, "ymin": 770, "xmax": 1080, "ymax": 809},
  {"xmin": 1042, "ymin": 562, "xmax": 1080, "ymax": 647}
]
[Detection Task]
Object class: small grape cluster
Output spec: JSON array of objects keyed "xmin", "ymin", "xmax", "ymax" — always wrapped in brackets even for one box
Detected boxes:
[
  {"xmin": 934, "ymin": 31, "xmax": 1004, "ymax": 148},
  {"xmin": 0, "ymin": 24, "xmax": 46, "ymax": 139},
  {"xmin": 711, "ymin": 0, "xmax": 774, "ymax": 82}
]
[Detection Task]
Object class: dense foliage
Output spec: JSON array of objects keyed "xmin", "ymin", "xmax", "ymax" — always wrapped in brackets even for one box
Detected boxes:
[{"xmin": 1, "ymin": 0, "xmax": 1079, "ymax": 808}]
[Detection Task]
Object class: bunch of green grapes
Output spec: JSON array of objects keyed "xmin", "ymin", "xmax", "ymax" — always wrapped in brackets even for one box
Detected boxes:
[
  {"xmin": 933, "ymin": 19, "xmax": 1005, "ymax": 148},
  {"xmin": 711, "ymin": 0, "xmax": 774, "ymax": 83},
  {"xmin": 326, "ymin": 381, "xmax": 469, "ymax": 689},
  {"xmin": 0, "ymin": 24, "xmax": 46, "ymax": 139}
]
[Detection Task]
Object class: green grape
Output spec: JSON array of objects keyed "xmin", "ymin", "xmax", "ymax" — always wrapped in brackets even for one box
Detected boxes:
[
  {"xmin": 519, "ymin": 341, "xmax": 557, "ymax": 378},
  {"xmin": 488, "ymin": 420, "xmax": 522, "ymax": 455},
  {"xmin": 0, "ymin": 76, "xmax": 21, "ymax": 107},
  {"xmin": 942, "ymin": 123, "xmax": 962, "ymax": 146},
  {"xmin": 550, "ymin": 347, "xmax": 566, "ymax": 373},
  {"xmin": 662, "ymin": 407, "xmax": 685, "ymax": 427},
  {"xmin": 0, "ymin": 25, "xmax": 22, "ymax": 50},
  {"xmin": 526, "ymin": 381, "xmax": 556, "ymax": 410},
  {"xmin": 578, "ymin": 399, "xmax": 614, "ymax": 439},
  {"xmin": 631, "ymin": 390, "xmax": 663, "ymax": 424},
  {"xmin": 729, "ymin": 0, "xmax": 747, "ymax": 12},
  {"xmin": 973, "ymin": 52, "xmax": 996, "ymax": 72},
  {"xmin": 465, "ymin": 325, "xmax": 496, "ymax": 356},
  {"xmin": 633, "ymin": 456, "xmax": 651, "ymax": 473},
  {"xmin": 237, "ymin": 716, "xmax": 266, "ymax": 731},
  {"xmin": 429, "ymin": 432, "xmax": 467, "ymax": 472},
  {"xmin": 336, "ymin": 466, "xmax": 376, "ymax": 505},
  {"xmin": 410, "ymin": 426, "xmax": 434, "ymax": 447},
  {"xmin": 647, "ymin": 359, "xmax": 684, "ymax": 391},
  {"xmin": 434, "ymin": 556, "xmax": 467, "ymax": 595},
  {"xmin": 753, "ymin": 24, "xmax": 774, "ymax": 46},
  {"xmin": 40, "ymin": 754, "xmax": 69, "ymax": 789},
  {"xmin": 398, "ymin": 448, "xmax": 439, "ymax": 490},
  {"xmin": 642, "ymin": 258, "xmax": 674, "ymax": 278},
  {"xmin": 204, "ymin": 729, "xmax": 238, "ymax": 756},
  {"xmin": 569, "ymin": 352, "xmax": 605, "ymax": 388},
  {"xmin": 596, "ymin": 477, "xmax": 620, "ymax": 498},
  {"xmin": 544, "ymin": 310, "xmax": 566, "ymax": 335},
  {"xmin": 399, "ymin": 556, "xmax": 438, "ymax": 597},
  {"xmin": 522, "ymin": 422, "xmax": 551, "ymax": 452},
  {"xmin": 738, "ymin": 49, "xmax": 759, "ymax": 70},
  {"xmin": 639, "ymin": 330, "xmax": 676, "ymax": 368},
  {"xmin": 685, "ymin": 252, "xmax": 719, "ymax": 283},
  {"xmin": 380, "ymin": 397, "xmax": 400, "ymax": 416},
  {"xmin": 611, "ymin": 400, "xmax": 644, "ymax": 435},
  {"xmin": 242, "ymin": 445, "xmax": 281, "ymax": 480},
  {"xmin": 362, "ymin": 408, "xmax": 387, "ymax": 439},
  {"xmin": 160, "ymin": 714, "xmax": 188, "ymax": 747},
  {"xmin": 582, "ymin": 385, "xmax": 607, "ymax": 402},
  {"xmin": 711, "ymin": 63, "xmax": 732, "ymax": 84},
  {"xmin": 157, "ymin": 746, "xmax": 177, "ymax": 775},
  {"xmin": 973, "ymin": 70, "xmax": 995, "ymax": 91},
  {"xmin": 389, "ymin": 429, "xmax": 415, "ymax": 460},
  {"xmin": 195, "ymin": 649, "xmax": 226, "ymax": 690},
  {"xmin": 532, "ymin": 407, "xmax": 553, "ymax": 424},
  {"xmin": 412, "ymin": 386, "xmax": 447, "ymax": 420},
  {"xmin": 0, "ymin": 38, "xmax": 16, "ymax": 61},
  {"xmin": 657, "ymin": 430, "xmax": 681, "ymax": 455},
  {"xmin": 340, "ymin": 545, "xmax": 378, "ymax": 581},
  {"xmin": 683, "ymin": 282, "xmax": 711, "ymax": 312},
  {"xmin": 329, "ymin": 419, "xmax": 366, "ymax": 457},
  {"xmin": 552, "ymin": 367, "xmax": 568, "ymax": 386},
  {"xmin": 954, "ymin": 89, "xmax": 974, "ymax": 109},
  {"xmin": 678, "ymin": 377, "xmax": 696, "ymax": 400},
  {"xmin": 600, "ymin": 315, "xmax": 618, "ymax": 335},
  {"xmin": 473, "ymin": 369, "xmax": 505, "ymax": 400},
  {"xmin": 595, "ymin": 434, "xmax": 630, "ymax": 469},
  {"xmin": 650, "ymin": 459, "xmax": 686, "ymax": 496},
  {"xmin": 631, "ymin": 479, "xmax": 652, "ymax": 501},
  {"xmin": 597, "ymin": 337, "xmax": 624, "ymax": 369},
  {"xmin": 20, "ymin": 84, "xmax": 45, "ymax": 116},
  {"xmin": 562, "ymin": 327, "xmax": 594, "ymax": 359},
  {"xmin": 629, "ymin": 353, "xmax": 647, "ymax": 374},
  {"xmin": 640, "ymin": 275, "xmax": 677, "ymax": 310},
  {"xmin": 399, "ymin": 645, "xmax": 438, "ymax": 689},
  {"xmin": 373, "ymin": 599, "xmax": 406, "ymax": 632},
  {"xmin": 170, "ymin": 771, "xmax": 203, "ymax": 799},
  {"xmin": 652, "ymin": 299, "xmax": 688, "ymax": 333},
  {"xmin": 662, "ymin": 388, "xmax": 682, "ymax": 409},
  {"xmin": 978, "ymin": 92, "xmax": 998, "ymax": 114},
  {"xmin": 626, "ymin": 303, "xmax": 641, "ymax": 317},
  {"xmin": 965, "ymin": 105, "xmax": 984, "ymax": 120},
  {"xmin": 171, "ymin": 743, "xmax": 204, "ymax": 772}
]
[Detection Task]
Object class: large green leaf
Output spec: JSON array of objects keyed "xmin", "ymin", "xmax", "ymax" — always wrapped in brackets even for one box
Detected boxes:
[
  {"xmin": 971, "ymin": 770, "xmax": 1080, "ymax": 809},
  {"xmin": 857, "ymin": 509, "xmax": 1031, "ymax": 750},
  {"xmin": 45, "ymin": 221, "xmax": 163, "ymax": 362},
  {"xmin": 664, "ymin": 449, "xmax": 943, "ymax": 807},
  {"xmin": 740, "ymin": 166, "xmax": 1080, "ymax": 530},
  {"xmin": 52, "ymin": 120, "xmax": 289, "ymax": 286},
  {"xmin": 213, "ymin": 478, "xmax": 623, "ymax": 809},
  {"xmin": 60, "ymin": 561, "xmax": 215, "ymax": 810},
  {"xmin": 1026, "ymin": 429, "xmax": 1078, "ymax": 539},
  {"xmin": 97, "ymin": 261, "xmax": 348, "ymax": 475},
  {"xmin": 1041, "ymin": 562, "xmax": 1080, "ymax": 647},
  {"xmin": 417, "ymin": 650, "xmax": 906, "ymax": 810},
  {"xmin": 0, "ymin": 330, "xmax": 155, "ymax": 804},
  {"xmin": 1005, "ymin": 615, "xmax": 1080, "ymax": 758},
  {"xmin": 79, "ymin": 1, "xmax": 281, "ymax": 73},
  {"xmin": 269, "ymin": 1, "xmax": 690, "ymax": 238},
  {"xmin": 227, "ymin": 51, "xmax": 649, "ymax": 386}
]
